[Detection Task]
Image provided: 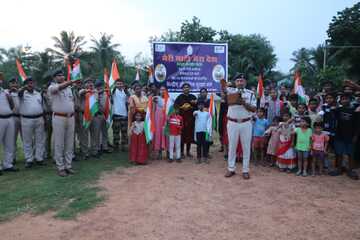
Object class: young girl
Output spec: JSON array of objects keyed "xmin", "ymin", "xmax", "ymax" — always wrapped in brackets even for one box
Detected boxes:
[
  {"xmin": 252, "ymin": 108, "xmax": 269, "ymax": 165},
  {"xmin": 168, "ymin": 105, "xmax": 183, "ymax": 163},
  {"xmin": 293, "ymin": 103, "xmax": 308, "ymax": 127},
  {"xmin": 294, "ymin": 117, "xmax": 312, "ymax": 177},
  {"xmin": 129, "ymin": 111, "xmax": 148, "ymax": 165},
  {"xmin": 193, "ymin": 101, "xmax": 210, "ymax": 164},
  {"xmin": 276, "ymin": 112, "xmax": 296, "ymax": 172},
  {"xmin": 265, "ymin": 116, "xmax": 281, "ymax": 167},
  {"xmin": 311, "ymin": 122, "xmax": 329, "ymax": 176}
]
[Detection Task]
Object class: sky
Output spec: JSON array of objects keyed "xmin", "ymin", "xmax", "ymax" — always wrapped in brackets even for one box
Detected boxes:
[{"xmin": 0, "ymin": 0, "xmax": 358, "ymax": 73}]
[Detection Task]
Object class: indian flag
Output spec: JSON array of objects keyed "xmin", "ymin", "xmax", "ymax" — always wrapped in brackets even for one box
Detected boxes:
[
  {"xmin": 206, "ymin": 94, "xmax": 217, "ymax": 141},
  {"xmin": 294, "ymin": 70, "xmax": 307, "ymax": 104},
  {"xmin": 109, "ymin": 59, "xmax": 120, "ymax": 91},
  {"xmin": 144, "ymin": 96, "xmax": 155, "ymax": 143},
  {"xmin": 16, "ymin": 59, "xmax": 27, "ymax": 83},
  {"xmin": 148, "ymin": 66, "xmax": 154, "ymax": 83},
  {"xmin": 163, "ymin": 90, "xmax": 175, "ymax": 136},
  {"xmin": 256, "ymin": 73, "xmax": 265, "ymax": 107},
  {"xmin": 103, "ymin": 68, "xmax": 112, "ymax": 127},
  {"xmin": 71, "ymin": 59, "xmax": 83, "ymax": 80},
  {"xmin": 83, "ymin": 92, "xmax": 99, "ymax": 129}
]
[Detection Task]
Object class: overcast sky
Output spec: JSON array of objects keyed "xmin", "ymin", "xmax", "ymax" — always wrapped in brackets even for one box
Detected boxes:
[{"xmin": 0, "ymin": 0, "xmax": 357, "ymax": 73}]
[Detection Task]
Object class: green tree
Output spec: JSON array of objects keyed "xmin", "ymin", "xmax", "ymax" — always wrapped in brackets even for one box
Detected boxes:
[
  {"xmin": 327, "ymin": 2, "xmax": 360, "ymax": 80},
  {"xmin": 47, "ymin": 31, "xmax": 86, "ymax": 64}
]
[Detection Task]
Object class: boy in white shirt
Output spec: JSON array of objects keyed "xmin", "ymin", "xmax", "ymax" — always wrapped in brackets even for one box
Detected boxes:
[{"xmin": 193, "ymin": 101, "xmax": 210, "ymax": 164}]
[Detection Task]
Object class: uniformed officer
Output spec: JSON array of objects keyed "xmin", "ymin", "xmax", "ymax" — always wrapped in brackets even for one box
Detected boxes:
[
  {"xmin": 18, "ymin": 77, "xmax": 46, "ymax": 168},
  {"xmin": 42, "ymin": 83, "xmax": 53, "ymax": 160},
  {"xmin": 95, "ymin": 79, "xmax": 112, "ymax": 153},
  {"xmin": 0, "ymin": 73, "xmax": 18, "ymax": 175},
  {"xmin": 8, "ymin": 78, "xmax": 21, "ymax": 163},
  {"xmin": 48, "ymin": 70, "xmax": 79, "ymax": 177},
  {"xmin": 225, "ymin": 73, "xmax": 256, "ymax": 179}
]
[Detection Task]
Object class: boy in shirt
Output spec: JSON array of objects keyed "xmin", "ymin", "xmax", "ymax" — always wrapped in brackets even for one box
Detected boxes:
[{"xmin": 252, "ymin": 107, "xmax": 269, "ymax": 165}]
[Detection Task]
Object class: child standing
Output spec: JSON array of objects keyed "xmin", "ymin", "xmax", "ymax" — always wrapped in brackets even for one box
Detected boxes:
[
  {"xmin": 293, "ymin": 103, "xmax": 308, "ymax": 127},
  {"xmin": 129, "ymin": 111, "xmax": 148, "ymax": 164},
  {"xmin": 168, "ymin": 106, "xmax": 183, "ymax": 163},
  {"xmin": 294, "ymin": 117, "xmax": 312, "ymax": 177},
  {"xmin": 276, "ymin": 112, "xmax": 296, "ymax": 172},
  {"xmin": 252, "ymin": 108, "xmax": 269, "ymax": 165},
  {"xmin": 193, "ymin": 101, "xmax": 210, "ymax": 164},
  {"xmin": 265, "ymin": 116, "xmax": 281, "ymax": 167},
  {"xmin": 311, "ymin": 122, "xmax": 329, "ymax": 176}
]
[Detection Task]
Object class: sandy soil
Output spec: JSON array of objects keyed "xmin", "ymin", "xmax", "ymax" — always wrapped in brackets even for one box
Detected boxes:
[{"xmin": 1, "ymin": 150, "xmax": 360, "ymax": 240}]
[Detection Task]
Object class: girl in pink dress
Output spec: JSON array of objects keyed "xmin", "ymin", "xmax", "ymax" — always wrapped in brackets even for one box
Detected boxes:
[{"xmin": 265, "ymin": 116, "xmax": 281, "ymax": 167}]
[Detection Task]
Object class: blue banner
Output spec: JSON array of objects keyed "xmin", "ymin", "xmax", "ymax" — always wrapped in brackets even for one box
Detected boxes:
[{"xmin": 153, "ymin": 42, "xmax": 228, "ymax": 93}]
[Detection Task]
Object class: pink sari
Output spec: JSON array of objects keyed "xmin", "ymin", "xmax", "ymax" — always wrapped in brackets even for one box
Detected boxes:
[{"xmin": 153, "ymin": 103, "xmax": 168, "ymax": 151}]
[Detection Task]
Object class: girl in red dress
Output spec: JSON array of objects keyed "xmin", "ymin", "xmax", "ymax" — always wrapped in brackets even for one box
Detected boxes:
[{"xmin": 129, "ymin": 111, "xmax": 148, "ymax": 164}]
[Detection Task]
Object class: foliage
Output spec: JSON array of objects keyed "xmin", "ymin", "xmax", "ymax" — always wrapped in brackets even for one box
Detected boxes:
[{"xmin": 327, "ymin": 2, "xmax": 360, "ymax": 80}]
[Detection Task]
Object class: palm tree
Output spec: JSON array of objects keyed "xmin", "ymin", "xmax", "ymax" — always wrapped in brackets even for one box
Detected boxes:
[
  {"xmin": 47, "ymin": 31, "xmax": 86, "ymax": 64},
  {"xmin": 90, "ymin": 33, "xmax": 120, "ymax": 70}
]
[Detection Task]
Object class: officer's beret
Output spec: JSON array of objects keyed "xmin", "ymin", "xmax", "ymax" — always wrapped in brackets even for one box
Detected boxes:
[
  {"xmin": 84, "ymin": 78, "xmax": 94, "ymax": 84},
  {"xmin": 181, "ymin": 83, "xmax": 191, "ymax": 89},
  {"xmin": 95, "ymin": 79, "xmax": 104, "ymax": 87},
  {"xmin": 232, "ymin": 73, "xmax": 246, "ymax": 81},
  {"xmin": 52, "ymin": 69, "xmax": 64, "ymax": 77},
  {"xmin": 8, "ymin": 77, "xmax": 18, "ymax": 83}
]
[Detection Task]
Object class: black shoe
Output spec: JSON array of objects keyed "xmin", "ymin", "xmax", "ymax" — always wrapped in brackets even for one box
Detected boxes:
[
  {"xmin": 168, "ymin": 158, "xmax": 174, "ymax": 163},
  {"xmin": 36, "ymin": 161, "xmax": 46, "ymax": 166},
  {"xmin": 347, "ymin": 170, "xmax": 359, "ymax": 180},
  {"xmin": 176, "ymin": 158, "xmax": 182, "ymax": 163},
  {"xmin": 65, "ymin": 168, "xmax": 75, "ymax": 175},
  {"xmin": 25, "ymin": 162, "xmax": 33, "ymax": 168},
  {"xmin": 102, "ymin": 149, "xmax": 113, "ymax": 154},
  {"xmin": 4, "ymin": 167, "xmax": 19, "ymax": 172},
  {"xmin": 329, "ymin": 169, "xmax": 342, "ymax": 176}
]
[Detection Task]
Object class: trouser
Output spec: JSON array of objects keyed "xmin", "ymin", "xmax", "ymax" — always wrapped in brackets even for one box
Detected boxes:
[
  {"xmin": 0, "ymin": 117, "xmax": 15, "ymax": 170},
  {"xmin": 196, "ymin": 132, "xmax": 209, "ymax": 158},
  {"xmin": 90, "ymin": 116, "xmax": 102, "ymax": 154},
  {"xmin": 12, "ymin": 116, "xmax": 22, "ymax": 160},
  {"xmin": 100, "ymin": 117, "xmax": 109, "ymax": 150},
  {"xmin": 181, "ymin": 143, "xmax": 192, "ymax": 155},
  {"xmin": 76, "ymin": 112, "xmax": 89, "ymax": 155},
  {"xmin": 112, "ymin": 116, "xmax": 128, "ymax": 147},
  {"xmin": 44, "ymin": 114, "xmax": 52, "ymax": 159},
  {"xmin": 21, "ymin": 117, "xmax": 45, "ymax": 163},
  {"xmin": 169, "ymin": 135, "xmax": 181, "ymax": 160},
  {"xmin": 227, "ymin": 120, "xmax": 252, "ymax": 173},
  {"xmin": 52, "ymin": 115, "xmax": 74, "ymax": 171}
]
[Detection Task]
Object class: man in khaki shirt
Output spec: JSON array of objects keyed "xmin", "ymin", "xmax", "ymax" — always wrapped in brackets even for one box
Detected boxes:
[
  {"xmin": 48, "ymin": 70, "xmax": 80, "ymax": 177},
  {"xmin": 0, "ymin": 73, "xmax": 18, "ymax": 174},
  {"xmin": 19, "ymin": 77, "xmax": 46, "ymax": 168}
]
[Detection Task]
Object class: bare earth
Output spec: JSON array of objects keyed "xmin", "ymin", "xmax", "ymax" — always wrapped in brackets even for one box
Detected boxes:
[{"xmin": 1, "ymin": 150, "xmax": 360, "ymax": 240}]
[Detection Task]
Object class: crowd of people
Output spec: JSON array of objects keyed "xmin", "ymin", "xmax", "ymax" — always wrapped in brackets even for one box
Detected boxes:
[{"xmin": 0, "ymin": 70, "xmax": 360, "ymax": 180}]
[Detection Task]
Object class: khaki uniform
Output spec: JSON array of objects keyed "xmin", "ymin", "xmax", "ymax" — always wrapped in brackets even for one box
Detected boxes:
[
  {"xmin": 19, "ymin": 90, "xmax": 45, "ymax": 163},
  {"xmin": 226, "ymin": 88, "xmax": 256, "ymax": 173},
  {"xmin": 0, "ymin": 88, "xmax": 15, "ymax": 170},
  {"xmin": 48, "ymin": 83, "xmax": 75, "ymax": 171},
  {"xmin": 73, "ymin": 87, "xmax": 88, "ymax": 157},
  {"xmin": 97, "ymin": 91, "xmax": 109, "ymax": 151},
  {"xmin": 9, "ymin": 90, "xmax": 21, "ymax": 160},
  {"xmin": 42, "ymin": 91, "xmax": 53, "ymax": 159}
]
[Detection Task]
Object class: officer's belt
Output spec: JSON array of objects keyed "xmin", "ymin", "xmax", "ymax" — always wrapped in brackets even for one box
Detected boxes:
[
  {"xmin": 12, "ymin": 113, "xmax": 20, "ymax": 117},
  {"xmin": 228, "ymin": 117, "xmax": 251, "ymax": 124},
  {"xmin": 112, "ymin": 114, "xmax": 127, "ymax": 119},
  {"xmin": 54, "ymin": 112, "xmax": 74, "ymax": 118},
  {"xmin": 0, "ymin": 114, "xmax": 12, "ymax": 119},
  {"xmin": 21, "ymin": 114, "xmax": 44, "ymax": 119}
]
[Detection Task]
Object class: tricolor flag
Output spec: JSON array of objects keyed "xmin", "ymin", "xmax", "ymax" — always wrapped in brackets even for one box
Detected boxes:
[
  {"xmin": 163, "ymin": 90, "xmax": 175, "ymax": 136},
  {"xmin": 83, "ymin": 91, "xmax": 99, "ymax": 129},
  {"xmin": 148, "ymin": 66, "xmax": 154, "ymax": 83},
  {"xmin": 103, "ymin": 68, "xmax": 112, "ymax": 127},
  {"xmin": 135, "ymin": 66, "xmax": 140, "ymax": 81},
  {"xmin": 109, "ymin": 59, "xmax": 120, "ymax": 91},
  {"xmin": 144, "ymin": 96, "xmax": 155, "ymax": 143},
  {"xmin": 294, "ymin": 70, "xmax": 307, "ymax": 104},
  {"xmin": 71, "ymin": 59, "xmax": 83, "ymax": 80},
  {"xmin": 206, "ymin": 94, "xmax": 217, "ymax": 141},
  {"xmin": 256, "ymin": 73, "xmax": 265, "ymax": 107},
  {"xmin": 67, "ymin": 63, "xmax": 71, "ymax": 81},
  {"xmin": 16, "ymin": 59, "xmax": 27, "ymax": 83}
]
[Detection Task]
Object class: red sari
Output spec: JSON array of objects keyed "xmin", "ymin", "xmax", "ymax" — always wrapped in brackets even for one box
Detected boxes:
[{"xmin": 129, "ymin": 121, "xmax": 148, "ymax": 164}]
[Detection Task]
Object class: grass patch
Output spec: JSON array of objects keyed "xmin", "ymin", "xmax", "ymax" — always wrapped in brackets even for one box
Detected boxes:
[{"xmin": 0, "ymin": 150, "xmax": 130, "ymax": 222}]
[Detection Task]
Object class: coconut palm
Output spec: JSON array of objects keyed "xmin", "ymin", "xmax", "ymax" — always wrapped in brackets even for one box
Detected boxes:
[
  {"xmin": 47, "ymin": 31, "xmax": 86, "ymax": 64},
  {"xmin": 90, "ymin": 33, "xmax": 120, "ymax": 70}
]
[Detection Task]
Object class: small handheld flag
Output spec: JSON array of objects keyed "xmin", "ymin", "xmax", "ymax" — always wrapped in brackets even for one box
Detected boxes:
[{"xmin": 16, "ymin": 59, "xmax": 27, "ymax": 83}]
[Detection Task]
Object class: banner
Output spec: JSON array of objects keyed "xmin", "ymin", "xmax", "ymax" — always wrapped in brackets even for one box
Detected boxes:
[{"xmin": 153, "ymin": 42, "xmax": 228, "ymax": 93}]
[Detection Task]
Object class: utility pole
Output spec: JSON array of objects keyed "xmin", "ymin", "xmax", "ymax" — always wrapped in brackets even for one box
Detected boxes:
[{"xmin": 322, "ymin": 41, "xmax": 360, "ymax": 71}]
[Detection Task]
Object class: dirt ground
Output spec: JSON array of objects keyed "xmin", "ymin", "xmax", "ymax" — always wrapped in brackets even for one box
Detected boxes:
[{"xmin": 1, "ymin": 149, "xmax": 360, "ymax": 240}]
